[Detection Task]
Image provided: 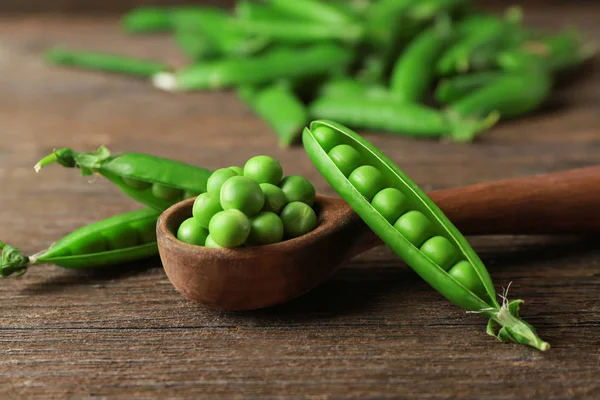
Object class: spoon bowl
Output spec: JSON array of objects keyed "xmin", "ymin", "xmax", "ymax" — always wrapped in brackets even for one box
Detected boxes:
[
  {"xmin": 157, "ymin": 166, "xmax": 600, "ymax": 310},
  {"xmin": 158, "ymin": 195, "xmax": 375, "ymax": 310}
]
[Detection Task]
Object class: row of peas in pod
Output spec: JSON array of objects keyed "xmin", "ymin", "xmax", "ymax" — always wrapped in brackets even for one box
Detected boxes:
[
  {"xmin": 176, "ymin": 156, "xmax": 318, "ymax": 248},
  {"xmin": 42, "ymin": 0, "xmax": 595, "ymax": 144},
  {"xmin": 315, "ymin": 125, "xmax": 484, "ymax": 297}
]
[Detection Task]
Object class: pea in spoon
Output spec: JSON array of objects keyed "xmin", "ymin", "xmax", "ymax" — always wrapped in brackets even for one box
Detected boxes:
[{"xmin": 157, "ymin": 166, "xmax": 600, "ymax": 310}]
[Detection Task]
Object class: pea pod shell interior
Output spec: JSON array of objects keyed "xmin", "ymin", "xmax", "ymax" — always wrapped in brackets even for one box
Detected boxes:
[{"xmin": 302, "ymin": 120, "xmax": 499, "ymax": 312}]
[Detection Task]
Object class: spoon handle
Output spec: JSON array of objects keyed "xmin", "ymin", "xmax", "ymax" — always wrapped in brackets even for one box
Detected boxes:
[{"xmin": 430, "ymin": 165, "xmax": 600, "ymax": 235}]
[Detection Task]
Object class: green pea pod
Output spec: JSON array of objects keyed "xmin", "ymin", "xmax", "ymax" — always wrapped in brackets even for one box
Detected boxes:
[
  {"xmin": 231, "ymin": 19, "xmax": 364, "ymax": 45},
  {"xmin": 498, "ymin": 29, "xmax": 596, "ymax": 73},
  {"xmin": 238, "ymin": 82, "xmax": 308, "ymax": 147},
  {"xmin": 121, "ymin": 7, "xmax": 173, "ymax": 33},
  {"xmin": 390, "ymin": 25, "xmax": 452, "ymax": 102},
  {"xmin": 436, "ymin": 7, "xmax": 524, "ymax": 75},
  {"xmin": 170, "ymin": 7, "xmax": 269, "ymax": 57},
  {"xmin": 0, "ymin": 209, "xmax": 159, "ymax": 277},
  {"xmin": 34, "ymin": 146, "xmax": 212, "ymax": 211},
  {"xmin": 153, "ymin": 44, "xmax": 353, "ymax": 91},
  {"xmin": 364, "ymin": 0, "xmax": 417, "ymax": 46},
  {"xmin": 318, "ymin": 78, "xmax": 389, "ymax": 100},
  {"xmin": 268, "ymin": 0, "xmax": 354, "ymax": 25},
  {"xmin": 308, "ymin": 95, "xmax": 498, "ymax": 142},
  {"xmin": 44, "ymin": 47, "xmax": 169, "ymax": 78},
  {"xmin": 447, "ymin": 72, "xmax": 553, "ymax": 120},
  {"xmin": 302, "ymin": 120, "xmax": 549, "ymax": 351},
  {"xmin": 435, "ymin": 71, "xmax": 504, "ymax": 105}
]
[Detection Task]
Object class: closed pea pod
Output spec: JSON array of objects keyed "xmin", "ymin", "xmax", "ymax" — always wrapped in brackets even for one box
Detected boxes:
[
  {"xmin": 0, "ymin": 209, "xmax": 159, "ymax": 277},
  {"xmin": 238, "ymin": 82, "xmax": 308, "ymax": 148},
  {"xmin": 308, "ymin": 95, "xmax": 499, "ymax": 142},
  {"xmin": 44, "ymin": 47, "xmax": 169, "ymax": 78},
  {"xmin": 390, "ymin": 25, "xmax": 451, "ymax": 102},
  {"xmin": 153, "ymin": 44, "xmax": 353, "ymax": 91},
  {"xmin": 447, "ymin": 72, "xmax": 553, "ymax": 120},
  {"xmin": 35, "ymin": 146, "xmax": 212, "ymax": 212},
  {"xmin": 302, "ymin": 119, "xmax": 549, "ymax": 351}
]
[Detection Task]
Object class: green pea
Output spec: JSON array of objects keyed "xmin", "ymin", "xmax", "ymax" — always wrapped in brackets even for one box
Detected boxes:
[
  {"xmin": 328, "ymin": 144, "xmax": 362, "ymax": 177},
  {"xmin": 220, "ymin": 176, "xmax": 265, "ymax": 217},
  {"xmin": 102, "ymin": 223, "xmax": 138, "ymax": 250},
  {"xmin": 204, "ymin": 234, "xmax": 223, "ymax": 249},
  {"xmin": 183, "ymin": 190, "xmax": 201, "ymax": 200},
  {"xmin": 177, "ymin": 217, "xmax": 209, "ymax": 246},
  {"xmin": 420, "ymin": 236, "xmax": 458, "ymax": 271},
  {"xmin": 70, "ymin": 236, "xmax": 107, "ymax": 255},
  {"xmin": 371, "ymin": 187, "xmax": 409, "ymax": 224},
  {"xmin": 228, "ymin": 166, "xmax": 243, "ymax": 175},
  {"xmin": 449, "ymin": 260, "xmax": 486, "ymax": 298},
  {"xmin": 122, "ymin": 177, "xmax": 152, "ymax": 190},
  {"xmin": 192, "ymin": 192, "xmax": 223, "ymax": 229},
  {"xmin": 312, "ymin": 125, "xmax": 340, "ymax": 153},
  {"xmin": 207, "ymin": 168, "xmax": 239, "ymax": 194},
  {"xmin": 279, "ymin": 175, "xmax": 316, "ymax": 206},
  {"xmin": 151, "ymin": 183, "xmax": 182, "ymax": 200},
  {"xmin": 246, "ymin": 212, "xmax": 284, "ymax": 246},
  {"xmin": 243, "ymin": 155, "xmax": 283, "ymax": 185},
  {"xmin": 348, "ymin": 165, "xmax": 386, "ymax": 201},
  {"xmin": 209, "ymin": 209, "xmax": 251, "ymax": 248},
  {"xmin": 280, "ymin": 201, "xmax": 318, "ymax": 239},
  {"xmin": 394, "ymin": 210, "xmax": 434, "ymax": 247},
  {"xmin": 260, "ymin": 183, "xmax": 287, "ymax": 214}
]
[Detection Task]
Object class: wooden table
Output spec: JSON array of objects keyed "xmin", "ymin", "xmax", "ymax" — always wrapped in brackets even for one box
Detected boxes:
[{"xmin": 1, "ymin": 3, "xmax": 599, "ymax": 399}]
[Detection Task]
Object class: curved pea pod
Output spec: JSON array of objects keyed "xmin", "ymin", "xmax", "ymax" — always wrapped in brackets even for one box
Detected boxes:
[
  {"xmin": 434, "ymin": 71, "xmax": 503, "ymax": 105},
  {"xmin": 237, "ymin": 82, "xmax": 308, "ymax": 147},
  {"xmin": 308, "ymin": 95, "xmax": 498, "ymax": 143},
  {"xmin": 389, "ymin": 25, "xmax": 452, "ymax": 102},
  {"xmin": 302, "ymin": 120, "xmax": 549, "ymax": 351},
  {"xmin": 153, "ymin": 44, "xmax": 353, "ymax": 91},
  {"xmin": 44, "ymin": 47, "xmax": 169, "ymax": 78},
  {"xmin": 268, "ymin": 0, "xmax": 355, "ymax": 25},
  {"xmin": 446, "ymin": 72, "xmax": 553, "ymax": 120},
  {"xmin": 34, "ymin": 146, "xmax": 212, "ymax": 212},
  {"xmin": 0, "ymin": 209, "xmax": 159, "ymax": 278}
]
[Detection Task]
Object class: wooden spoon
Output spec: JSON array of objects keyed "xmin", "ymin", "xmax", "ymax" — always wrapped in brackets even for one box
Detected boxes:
[{"xmin": 157, "ymin": 166, "xmax": 600, "ymax": 310}]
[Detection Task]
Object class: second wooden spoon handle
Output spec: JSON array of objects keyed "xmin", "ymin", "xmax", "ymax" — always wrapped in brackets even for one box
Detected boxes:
[{"xmin": 430, "ymin": 166, "xmax": 600, "ymax": 235}]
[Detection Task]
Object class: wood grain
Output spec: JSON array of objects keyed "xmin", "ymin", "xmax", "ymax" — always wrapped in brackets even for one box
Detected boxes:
[{"xmin": 0, "ymin": 3, "xmax": 600, "ymax": 399}]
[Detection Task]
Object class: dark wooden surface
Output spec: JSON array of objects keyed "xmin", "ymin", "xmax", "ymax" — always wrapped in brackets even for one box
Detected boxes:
[{"xmin": 1, "ymin": 3, "xmax": 599, "ymax": 399}]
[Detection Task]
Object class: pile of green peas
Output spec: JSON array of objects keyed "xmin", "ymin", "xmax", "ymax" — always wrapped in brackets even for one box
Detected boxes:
[
  {"xmin": 176, "ymin": 155, "xmax": 318, "ymax": 248},
  {"xmin": 313, "ymin": 124, "xmax": 484, "ymax": 296}
]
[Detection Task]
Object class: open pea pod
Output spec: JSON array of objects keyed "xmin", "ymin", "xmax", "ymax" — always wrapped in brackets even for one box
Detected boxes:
[
  {"xmin": 35, "ymin": 146, "xmax": 212, "ymax": 212},
  {"xmin": 302, "ymin": 120, "xmax": 549, "ymax": 351},
  {"xmin": 1, "ymin": 208, "xmax": 159, "ymax": 277}
]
